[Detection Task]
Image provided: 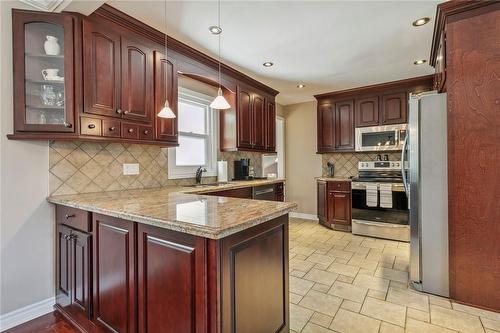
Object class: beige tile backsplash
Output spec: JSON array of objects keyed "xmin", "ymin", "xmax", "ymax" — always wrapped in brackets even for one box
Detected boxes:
[
  {"xmin": 49, "ymin": 141, "xmax": 263, "ymax": 195},
  {"xmin": 322, "ymin": 152, "xmax": 401, "ymax": 178}
]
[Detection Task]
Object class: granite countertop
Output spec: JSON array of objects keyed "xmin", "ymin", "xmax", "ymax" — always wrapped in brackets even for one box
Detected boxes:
[
  {"xmin": 47, "ymin": 179, "xmax": 296, "ymax": 239},
  {"xmin": 316, "ymin": 177, "xmax": 352, "ymax": 182}
]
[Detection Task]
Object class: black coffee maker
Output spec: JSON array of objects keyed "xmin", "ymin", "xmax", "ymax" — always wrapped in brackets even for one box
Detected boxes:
[{"xmin": 233, "ymin": 159, "xmax": 250, "ymax": 180}]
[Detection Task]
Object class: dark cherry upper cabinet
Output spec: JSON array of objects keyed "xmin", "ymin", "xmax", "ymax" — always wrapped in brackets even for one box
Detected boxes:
[
  {"xmin": 334, "ymin": 100, "xmax": 355, "ymax": 150},
  {"xmin": 355, "ymin": 96, "xmax": 379, "ymax": 127},
  {"xmin": 120, "ymin": 37, "xmax": 154, "ymax": 123},
  {"xmin": 83, "ymin": 20, "xmax": 121, "ymax": 118},
  {"xmin": 317, "ymin": 103, "xmax": 335, "ymax": 152},
  {"xmin": 154, "ymin": 51, "xmax": 178, "ymax": 143},
  {"xmin": 137, "ymin": 224, "xmax": 207, "ymax": 333},
  {"xmin": 381, "ymin": 92, "xmax": 407, "ymax": 125},
  {"xmin": 93, "ymin": 214, "xmax": 136, "ymax": 333},
  {"xmin": 236, "ymin": 87, "xmax": 253, "ymax": 149},
  {"xmin": 252, "ymin": 93, "xmax": 266, "ymax": 150},
  {"xmin": 265, "ymin": 101, "xmax": 276, "ymax": 151},
  {"xmin": 12, "ymin": 11, "xmax": 76, "ymax": 133}
]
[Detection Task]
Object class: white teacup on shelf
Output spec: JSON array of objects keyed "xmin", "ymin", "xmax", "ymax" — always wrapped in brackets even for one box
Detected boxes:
[{"xmin": 41, "ymin": 68, "xmax": 61, "ymax": 81}]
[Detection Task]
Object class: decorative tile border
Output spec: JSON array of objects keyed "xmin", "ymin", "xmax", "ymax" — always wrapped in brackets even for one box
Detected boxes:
[{"xmin": 321, "ymin": 152, "xmax": 401, "ymax": 178}]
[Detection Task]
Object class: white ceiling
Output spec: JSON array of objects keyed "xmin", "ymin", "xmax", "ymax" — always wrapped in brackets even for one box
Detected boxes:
[{"xmin": 91, "ymin": 1, "xmax": 438, "ymax": 105}]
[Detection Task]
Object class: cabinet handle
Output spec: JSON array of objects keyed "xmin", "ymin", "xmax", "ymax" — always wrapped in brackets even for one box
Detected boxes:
[
  {"xmin": 128, "ymin": 128, "xmax": 134, "ymax": 133},
  {"xmin": 65, "ymin": 213, "xmax": 76, "ymax": 219},
  {"xmin": 116, "ymin": 109, "xmax": 122, "ymax": 114},
  {"xmin": 143, "ymin": 130, "xmax": 149, "ymax": 135},
  {"xmin": 334, "ymin": 194, "xmax": 346, "ymax": 198},
  {"xmin": 123, "ymin": 110, "xmax": 130, "ymax": 115},
  {"xmin": 109, "ymin": 126, "xmax": 116, "ymax": 131},
  {"xmin": 63, "ymin": 122, "xmax": 72, "ymax": 128},
  {"xmin": 88, "ymin": 124, "xmax": 96, "ymax": 129}
]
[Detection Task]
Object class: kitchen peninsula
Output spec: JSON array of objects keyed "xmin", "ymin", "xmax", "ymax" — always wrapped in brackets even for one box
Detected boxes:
[{"xmin": 48, "ymin": 182, "xmax": 295, "ymax": 333}]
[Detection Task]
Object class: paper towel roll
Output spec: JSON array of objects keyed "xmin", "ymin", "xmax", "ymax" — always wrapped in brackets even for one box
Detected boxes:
[{"xmin": 217, "ymin": 161, "xmax": 228, "ymax": 183}]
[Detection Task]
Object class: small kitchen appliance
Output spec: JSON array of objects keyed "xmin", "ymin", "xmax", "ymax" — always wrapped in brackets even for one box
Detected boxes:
[
  {"xmin": 355, "ymin": 124, "xmax": 407, "ymax": 152},
  {"xmin": 233, "ymin": 159, "xmax": 250, "ymax": 180}
]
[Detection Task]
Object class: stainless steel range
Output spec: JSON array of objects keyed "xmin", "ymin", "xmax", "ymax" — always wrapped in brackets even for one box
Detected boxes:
[{"xmin": 351, "ymin": 161, "xmax": 409, "ymax": 242}]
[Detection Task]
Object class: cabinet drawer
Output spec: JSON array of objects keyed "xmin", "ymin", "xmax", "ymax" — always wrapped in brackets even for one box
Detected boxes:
[
  {"xmin": 102, "ymin": 119, "xmax": 121, "ymax": 138},
  {"xmin": 80, "ymin": 117, "xmax": 102, "ymax": 136},
  {"xmin": 139, "ymin": 125, "xmax": 153, "ymax": 140},
  {"xmin": 328, "ymin": 181, "xmax": 351, "ymax": 192},
  {"xmin": 56, "ymin": 205, "xmax": 91, "ymax": 232},
  {"xmin": 122, "ymin": 123, "xmax": 139, "ymax": 139}
]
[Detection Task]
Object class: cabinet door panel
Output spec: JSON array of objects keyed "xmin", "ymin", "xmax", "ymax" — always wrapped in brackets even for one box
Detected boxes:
[
  {"xmin": 93, "ymin": 214, "xmax": 135, "ymax": 333},
  {"xmin": 237, "ymin": 87, "xmax": 253, "ymax": 148},
  {"xmin": 137, "ymin": 225, "xmax": 207, "ymax": 333},
  {"xmin": 332, "ymin": 192, "xmax": 351, "ymax": 225},
  {"xmin": 57, "ymin": 224, "xmax": 72, "ymax": 300},
  {"xmin": 72, "ymin": 230, "xmax": 91, "ymax": 315},
  {"xmin": 154, "ymin": 51, "xmax": 178, "ymax": 142},
  {"xmin": 83, "ymin": 20, "xmax": 121, "ymax": 118},
  {"xmin": 317, "ymin": 104, "xmax": 334, "ymax": 152},
  {"xmin": 334, "ymin": 100, "xmax": 355, "ymax": 150},
  {"xmin": 121, "ymin": 37, "xmax": 153, "ymax": 123},
  {"xmin": 381, "ymin": 92, "xmax": 407, "ymax": 125},
  {"xmin": 252, "ymin": 94, "xmax": 266, "ymax": 150},
  {"xmin": 355, "ymin": 96, "xmax": 379, "ymax": 127},
  {"xmin": 265, "ymin": 101, "xmax": 276, "ymax": 151}
]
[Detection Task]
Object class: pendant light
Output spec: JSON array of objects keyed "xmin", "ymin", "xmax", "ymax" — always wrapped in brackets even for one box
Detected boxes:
[
  {"xmin": 157, "ymin": 0, "xmax": 176, "ymax": 118},
  {"xmin": 210, "ymin": 0, "xmax": 231, "ymax": 110}
]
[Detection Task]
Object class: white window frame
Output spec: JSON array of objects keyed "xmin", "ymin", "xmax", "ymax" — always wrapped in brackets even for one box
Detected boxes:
[{"xmin": 168, "ymin": 88, "xmax": 218, "ymax": 179}]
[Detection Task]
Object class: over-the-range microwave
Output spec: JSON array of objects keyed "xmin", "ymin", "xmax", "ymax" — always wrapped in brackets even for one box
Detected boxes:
[{"xmin": 355, "ymin": 124, "xmax": 407, "ymax": 152}]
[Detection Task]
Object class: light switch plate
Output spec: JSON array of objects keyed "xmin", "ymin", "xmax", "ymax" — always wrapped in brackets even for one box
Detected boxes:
[{"xmin": 123, "ymin": 163, "xmax": 140, "ymax": 175}]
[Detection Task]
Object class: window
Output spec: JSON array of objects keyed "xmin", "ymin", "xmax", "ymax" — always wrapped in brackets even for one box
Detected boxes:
[{"xmin": 168, "ymin": 88, "xmax": 218, "ymax": 179}]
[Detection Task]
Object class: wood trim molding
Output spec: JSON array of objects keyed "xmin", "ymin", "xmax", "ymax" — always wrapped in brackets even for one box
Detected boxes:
[
  {"xmin": 429, "ymin": 0, "xmax": 500, "ymax": 66},
  {"xmin": 91, "ymin": 4, "xmax": 279, "ymax": 96},
  {"xmin": 314, "ymin": 75, "xmax": 434, "ymax": 101}
]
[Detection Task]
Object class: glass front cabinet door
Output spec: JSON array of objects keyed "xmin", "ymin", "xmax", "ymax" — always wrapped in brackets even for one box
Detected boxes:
[{"xmin": 13, "ymin": 11, "xmax": 75, "ymax": 133}]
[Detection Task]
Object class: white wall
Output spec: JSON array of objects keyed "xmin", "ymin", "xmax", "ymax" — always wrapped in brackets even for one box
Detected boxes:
[{"xmin": 0, "ymin": 1, "xmax": 54, "ymax": 316}]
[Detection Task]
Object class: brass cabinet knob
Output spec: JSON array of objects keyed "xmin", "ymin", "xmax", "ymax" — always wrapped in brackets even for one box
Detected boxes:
[
  {"xmin": 65, "ymin": 213, "xmax": 75, "ymax": 219},
  {"xmin": 143, "ymin": 130, "xmax": 149, "ymax": 135},
  {"xmin": 88, "ymin": 124, "xmax": 96, "ymax": 129},
  {"xmin": 109, "ymin": 126, "xmax": 116, "ymax": 131},
  {"xmin": 128, "ymin": 128, "xmax": 134, "ymax": 133},
  {"xmin": 123, "ymin": 110, "xmax": 130, "ymax": 115},
  {"xmin": 116, "ymin": 109, "xmax": 122, "ymax": 114},
  {"xmin": 63, "ymin": 122, "xmax": 72, "ymax": 128}
]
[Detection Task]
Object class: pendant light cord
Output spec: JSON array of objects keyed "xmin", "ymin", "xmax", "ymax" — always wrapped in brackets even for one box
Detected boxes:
[{"xmin": 218, "ymin": 0, "xmax": 221, "ymax": 89}]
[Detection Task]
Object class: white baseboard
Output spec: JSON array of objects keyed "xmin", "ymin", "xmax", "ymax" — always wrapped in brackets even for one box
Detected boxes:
[
  {"xmin": 290, "ymin": 212, "xmax": 319, "ymax": 221},
  {"xmin": 0, "ymin": 297, "xmax": 55, "ymax": 332}
]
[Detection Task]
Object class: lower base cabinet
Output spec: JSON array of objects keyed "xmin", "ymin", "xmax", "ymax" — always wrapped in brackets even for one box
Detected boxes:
[
  {"xmin": 55, "ymin": 205, "xmax": 289, "ymax": 333},
  {"xmin": 317, "ymin": 180, "xmax": 352, "ymax": 230}
]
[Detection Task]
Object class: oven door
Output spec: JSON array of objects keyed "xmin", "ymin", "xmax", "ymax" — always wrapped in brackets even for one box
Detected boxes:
[{"xmin": 355, "ymin": 124, "xmax": 407, "ymax": 152}]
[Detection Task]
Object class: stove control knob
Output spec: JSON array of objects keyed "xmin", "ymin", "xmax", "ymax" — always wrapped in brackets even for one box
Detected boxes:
[{"xmin": 391, "ymin": 162, "xmax": 395, "ymax": 167}]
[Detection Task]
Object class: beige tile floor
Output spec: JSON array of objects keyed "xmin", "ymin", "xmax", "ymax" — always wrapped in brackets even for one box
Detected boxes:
[{"xmin": 288, "ymin": 218, "xmax": 500, "ymax": 333}]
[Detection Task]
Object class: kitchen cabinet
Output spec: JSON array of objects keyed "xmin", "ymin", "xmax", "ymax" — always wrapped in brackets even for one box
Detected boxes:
[
  {"xmin": 12, "ymin": 11, "xmax": 76, "ymax": 133},
  {"xmin": 93, "ymin": 214, "xmax": 136, "ymax": 333},
  {"xmin": 154, "ymin": 51, "xmax": 178, "ymax": 142},
  {"xmin": 265, "ymin": 101, "xmax": 276, "ymax": 151},
  {"xmin": 315, "ymin": 76, "xmax": 433, "ymax": 152},
  {"xmin": 381, "ymin": 92, "xmax": 407, "ymax": 125},
  {"xmin": 317, "ymin": 103, "xmax": 335, "ymax": 152},
  {"xmin": 334, "ymin": 100, "xmax": 355, "ymax": 150},
  {"xmin": 317, "ymin": 180, "xmax": 352, "ymax": 230},
  {"xmin": 222, "ymin": 84, "xmax": 277, "ymax": 153},
  {"xmin": 355, "ymin": 96, "xmax": 379, "ymax": 127}
]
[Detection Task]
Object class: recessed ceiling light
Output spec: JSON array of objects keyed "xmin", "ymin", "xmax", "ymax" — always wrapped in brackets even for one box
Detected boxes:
[
  {"xmin": 414, "ymin": 59, "xmax": 427, "ymax": 65},
  {"xmin": 263, "ymin": 61, "xmax": 274, "ymax": 67},
  {"xmin": 412, "ymin": 17, "xmax": 431, "ymax": 27},
  {"xmin": 208, "ymin": 25, "xmax": 222, "ymax": 35},
  {"xmin": 297, "ymin": 84, "xmax": 306, "ymax": 88}
]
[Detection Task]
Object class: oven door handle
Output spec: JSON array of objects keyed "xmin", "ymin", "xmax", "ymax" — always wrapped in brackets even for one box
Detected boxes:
[{"xmin": 401, "ymin": 137, "xmax": 409, "ymax": 196}]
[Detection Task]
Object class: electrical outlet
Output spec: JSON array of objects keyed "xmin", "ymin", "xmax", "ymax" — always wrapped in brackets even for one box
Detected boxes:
[{"xmin": 123, "ymin": 163, "xmax": 139, "ymax": 175}]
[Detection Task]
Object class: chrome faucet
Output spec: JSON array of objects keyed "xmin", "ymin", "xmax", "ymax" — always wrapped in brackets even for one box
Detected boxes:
[{"xmin": 195, "ymin": 166, "xmax": 207, "ymax": 184}]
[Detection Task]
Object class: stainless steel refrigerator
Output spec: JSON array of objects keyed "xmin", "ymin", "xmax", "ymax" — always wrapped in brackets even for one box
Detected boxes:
[{"xmin": 403, "ymin": 91, "xmax": 449, "ymax": 297}]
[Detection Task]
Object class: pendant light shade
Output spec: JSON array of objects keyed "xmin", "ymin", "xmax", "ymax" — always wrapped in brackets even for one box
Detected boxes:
[
  {"xmin": 210, "ymin": 0, "xmax": 231, "ymax": 110},
  {"xmin": 158, "ymin": 100, "xmax": 176, "ymax": 118},
  {"xmin": 210, "ymin": 87, "xmax": 231, "ymax": 110},
  {"xmin": 157, "ymin": 0, "xmax": 176, "ymax": 119}
]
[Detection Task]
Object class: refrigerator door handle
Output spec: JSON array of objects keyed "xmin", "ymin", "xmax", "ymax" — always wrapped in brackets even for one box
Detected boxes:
[{"xmin": 401, "ymin": 137, "xmax": 409, "ymax": 196}]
